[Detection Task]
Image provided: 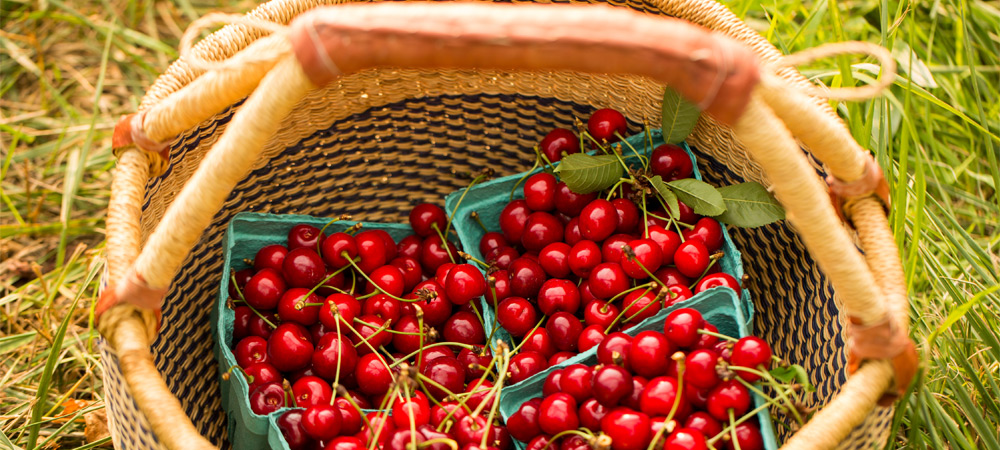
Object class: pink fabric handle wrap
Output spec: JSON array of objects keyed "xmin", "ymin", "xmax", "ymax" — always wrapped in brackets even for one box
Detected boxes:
[{"xmin": 289, "ymin": 3, "xmax": 760, "ymax": 125}]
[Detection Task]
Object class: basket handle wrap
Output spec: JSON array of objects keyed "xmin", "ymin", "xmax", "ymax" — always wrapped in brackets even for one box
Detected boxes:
[{"xmin": 100, "ymin": 3, "xmax": 916, "ymax": 450}]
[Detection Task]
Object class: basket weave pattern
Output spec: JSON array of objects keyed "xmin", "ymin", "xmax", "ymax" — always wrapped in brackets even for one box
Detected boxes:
[{"xmin": 99, "ymin": 0, "xmax": 906, "ymax": 448}]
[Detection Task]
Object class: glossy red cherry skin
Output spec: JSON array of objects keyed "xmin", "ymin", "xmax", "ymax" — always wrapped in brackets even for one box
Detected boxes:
[
  {"xmin": 684, "ymin": 349, "xmax": 722, "ymax": 389},
  {"xmin": 600, "ymin": 234, "xmax": 630, "ymax": 266},
  {"xmin": 354, "ymin": 353, "xmax": 393, "ymax": 396},
  {"xmin": 410, "ymin": 203, "xmax": 448, "ymax": 237},
  {"xmin": 430, "ymin": 401, "xmax": 468, "ymax": 429},
  {"xmin": 278, "ymin": 288, "xmax": 321, "ymax": 326},
  {"xmin": 388, "ymin": 429, "xmax": 425, "ymax": 450},
  {"xmin": 507, "ymin": 351, "xmax": 548, "ymax": 384},
  {"xmin": 485, "ymin": 270, "xmax": 512, "ymax": 303},
  {"xmin": 397, "ymin": 234, "xmax": 422, "ymax": 260},
  {"xmin": 588, "ymin": 262, "xmax": 629, "ymax": 300},
  {"xmin": 352, "ymin": 314, "xmax": 392, "ymax": 355},
  {"xmin": 684, "ymin": 218, "xmax": 724, "ymax": 252},
  {"xmin": 654, "ymin": 267, "xmax": 690, "ymax": 288},
  {"xmin": 365, "ymin": 265, "xmax": 405, "ymax": 298},
  {"xmin": 674, "ymin": 240, "xmax": 710, "ymax": 278},
  {"xmin": 445, "ymin": 264, "xmax": 488, "ymax": 305},
  {"xmin": 243, "ymin": 362, "xmax": 282, "ymax": 392},
  {"xmin": 443, "ymin": 311, "xmax": 486, "ymax": 345},
  {"xmin": 479, "ymin": 231, "xmax": 508, "ymax": 256},
  {"xmin": 546, "ymin": 312, "xmax": 584, "ymax": 352},
  {"xmin": 538, "ymin": 393, "xmax": 579, "ymax": 435},
  {"xmin": 645, "ymin": 226, "xmax": 681, "ymax": 266},
  {"xmin": 522, "ymin": 211, "xmax": 564, "ymax": 251},
  {"xmin": 650, "ymin": 144, "xmax": 694, "ymax": 181},
  {"xmin": 612, "ymin": 198, "xmax": 640, "ymax": 234},
  {"xmin": 579, "ymin": 199, "xmax": 619, "ymax": 242},
  {"xmin": 538, "ymin": 242, "xmax": 572, "ymax": 279},
  {"xmin": 629, "ymin": 331, "xmax": 674, "ymax": 378},
  {"xmin": 707, "ymin": 380, "xmax": 752, "ymax": 420},
  {"xmin": 277, "ymin": 410, "xmax": 312, "ymax": 450},
  {"xmin": 288, "ymin": 224, "xmax": 325, "ymax": 251},
  {"xmin": 352, "ymin": 230, "xmax": 387, "ymax": 274},
  {"xmin": 730, "ymin": 336, "xmax": 772, "ymax": 381},
  {"xmin": 292, "ymin": 375, "xmax": 333, "ymax": 407},
  {"xmin": 457, "ymin": 346, "xmax": 492, "ymax": 381},
  {"xmin": 554, "ymin": 182, "xmax": 598, "ymax": 217},
  {"xmin": 588, "ymin": 109, "xmax": 628, "ymax": 143},
  {"xmin": 621, "ymin": 289, "xmax": 661, "ymax": 324},
  {"xmin": 497, "ymin": 296, "xmax": 538, "ymax": 337},
  {"xmin": 695, "ymin": 273, "xmax": 742, "ymax": 297},
  {"xmin": 254, "ymin": 244, "xmax": 288, "ymax": 272},
  {"xmin": 568, "ymin": 240, "xmax": 602, "ymax": 278},
  {"xmin": 524, "ymin": 172, "xmax": 558, "ymax": 211},
  {"xmin": 249, "ymin": 382, "xmax": 285, "ymax": 415},
  {"xmin": 641, "ymin": 376, "xmax": 689, "ymax": 419},
  {"xmin": 235, "ymin": 336, "xmax": 269, "ymax": 368},
  {"xmin": 601, "ymin": 407, "xmax": 651, "ymax": 450},
  {"xmin": 578, "ymin": 325, "xmax": 607, "ymax": 352},
  {"xmin": 564, "ymin": 218, "xmax": 583, "ymax": 246},
  {"xmin": 723, "ymin": 423, "xmax": 764, "ymax": 450},
  {"xmin": 312, "ymin": 332, "xmax": 358, "ymax": 379},
  {"xmin": 391, "ymin": 390, "xmax": 431, "ymax": 427},
  {"xmin": 675, "ymin": 201, "xmax": 699, "ymax": 225},
  {"xmin": 319, "ymin": 293, "xmax": 359, "ymax": 330},
  {"xmin": 321, "ymin": 232, "xmax": 358, "ymax": 269},
  {"xmin": 540, "ymin": 128, "xmax": 580, "ymax": 163},
  {"xmin": 244, "ymin": 268, "xmax": 287, "ymax": 310},
  {"xmin": 268, "ymin": 323, "xmax": 314, "ymax": 372},
  {"xmin": 509, "ymin": 258, "xmax": 547, "ymax": 299},
  {"xmin": 664, "ymin": 284, "xmax": 695, "ymax": 307},
  {"xmin": 596, "ymin": 332, "xmax": 633, "ymax": 370},
  {"xmin": 282, "ymin": 247, "xmax": 326, "ymax": 288},
  {"xmin": 663, "ymin": 308, "xmax": 705, "ymax": 348},
  {"xmin": 499, "ymin": 200, "xmax": 531, "ymax": 244},
  {"xmin": 488, "ymin": 247, "xmax": 520, "ymax": 272},
  {"xmin": 578, "ymin": 397, "xmax": 609, "ymax": 430},
  {"xmin": 361, "ymin": 412, "xmax": 396, "ymax": 448},
  {"xmin": 584, "ymin": 300, "xmax": 619, "ymax": 329},
  {"xmin": 507, "ymin": 398, "xmax": 543, "ymax": 442},
  {"xmin": 301, "ymin": 404, "xmax": 342, "ymax": 441},
  {"xmin": 333, "ymin": 397, "xmax": 364, "ymax": 435},
  {"xmin": 621, "ymin": 239, "xmax": 663, "ymax": 279},
  {"xmin": 543, "ymin": 369, "xmax": 564, "ymax": 397},
  {"xmin": 537, "ymin": 279, "xmax": 581, "ymax": 316},
  {"xmin": 521, "ymin": 328, "xmax": 557, "ymax": 359},
  {"xmin": 526, "ymin": 436, "xmax": 555, "ymax": 450},
  {"xmin": 325, "ymin": 436, "xmax": 365, "ymax": 450},
  {"xmin": 683, "ymin": 412, "xmax": 723, "ymax": 438},
  {"xmin": 420, "ymin": 236, "xmax": 458, "ymax": 274},
  {"xmin": 592, "ymin": 365, "xmax": 634, "ymax": 407},
  {"xmin": 663, "ymin": 428, "xmax": 707, "ymax": 450},
  {"xmin": 421, "ymin": 355, "xmax": 466, "ymax": 400},
  {"xmin": 230, "ymin": 269, "xmax": 254, "ymax": 302}
]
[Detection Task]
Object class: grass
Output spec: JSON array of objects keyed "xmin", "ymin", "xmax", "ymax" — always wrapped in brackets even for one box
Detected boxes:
[{"xmin": 0, "ymin": 0, "xmax": 997, "ymax": 448}]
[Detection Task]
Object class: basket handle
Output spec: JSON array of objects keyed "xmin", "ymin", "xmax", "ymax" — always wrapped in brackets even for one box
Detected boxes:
[{"xmin": 102, "ymin": 3, "xmax": 914, "ymax": 450}]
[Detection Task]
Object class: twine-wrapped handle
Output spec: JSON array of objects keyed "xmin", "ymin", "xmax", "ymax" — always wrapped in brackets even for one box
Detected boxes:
[{"xmin": 101, "ymin": 3, "xmax": 914, "ymax": 450}]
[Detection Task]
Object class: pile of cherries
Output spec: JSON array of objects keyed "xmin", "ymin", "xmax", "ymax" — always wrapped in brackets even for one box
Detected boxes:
[
  {"xmin": 481, "ymin": 109, "xmax": 741, "ymax": 385},
  {"xmin": 506, "ymin": 308, "xmax": 772, "ymax": 450}
]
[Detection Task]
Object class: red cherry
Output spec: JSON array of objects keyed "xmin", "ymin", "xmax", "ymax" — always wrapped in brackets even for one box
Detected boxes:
[
  {"xmin": 416, "ymin": 346, "xmax": 456, "ymax": 371},
  {"xmin": 364, "ymin": 265, "xmax": 405, "ymax": 298},
  {"xmin": 325, "ymin": 436, "xmax": 365, "ymax": 450},
  {"xmin": 684, "ymin": 349, "xmax": 722, "ymax": 389},
  {"xmin": 302, "ymin": 404, "xmax": 342, "ymax": 441},
  {"xmin": 319, "ymin": 293, "xmax": 359, "ymax": 330},
  {"xmin": 645, "ymin": 226, "xmax": 682, "ymax": 266},
  {"xmin": 288, "ymin": 224, "xmax": 325, "ymax": 251},
  {"xmin": 592, "ymin": 365, "xmax": 634, "ymax": 407},
  {"xmin": 361, "ymin": 412, "xmax": 396, "ymax": 448},
  {"xmin": 247, "ymin": 311, "xmax": 278, "ymax": 339},
  {"xmin": 664, "ymin": 284, "xmax": 695, "ymax": 307},
  {"xmin": 663, "ymin": 308, "xmax": 705, "ymax": 348},
  {"xmin": 479, "ymin": 231, "xmax": 508, "ymax": 256},
  {"xmin": 524, "ymin": 173, "xmax": 558, "ymax": 211},
  {"xmin": 707, "ymin": 380, "xmax": 751, "ymax": 420},
  {"xmin": 521, "ymin": 328, "xmax": 557, "ymax": 359},
  {"xmin": 538, "ymin": 242, "xmax": 572, "ymax": 279},
  {"xmin": 543, "ymin": 369, "xmax": 564, "ymax": 397},
  {"xmin": 363, "ymin": 294, "xmax": 402, "ymax": 324},
  {"xmin": 354, "ymin": 353, "xmax": 393, "ymax": 396},
  {"xmin": 278, "ymin": 288, "xmax": 321, "ymax": 326},
  {"xmin": 420, "ymin": 236, "xmax": 458, "ymax": 274},
  {"xmin": 457, "ymin": 346, "xmax": 492, "ymax": 381},
  {"xmin": 694, "ymin": 273, "xmax": 741, "ymax": 297},
  {"xmin": 497, "ymin": 297, "xmax": 538, "ymax": 338},
  {"xmin": 526, "ymin": 436, "xmax": 555, "ymax": 450},
  {"xmin": 321, "ymin": 233, "xmax": 358, "ymax": 269},
  {"xmin": 485, "ymin": 270, "xmax": 512, "ymax": 304},
  {"xmin": 599, "ymin": 234, "xmax": 629, "ymax": 266},
  {"xmin": 564, "ymin": 218, "xmax": 583, "ymax": 246},
  {"xmin": 487, "ymin": 247, "xmax": 520, "ymax": 271},
  {"xmin": 650, "ymin": 144, "xmax": 694, "ymax": 181},
  {"xmin": 243, "ymin": 362, "xmax": 281, "ymax": 392},
  {"xmin": 587, "ymin": 109, "xmax": 628, "ymax": 143},
  {"xmin": 578, "ymin": 324, "xmax": 607, "ymax": 352},
  {"xmin": 621, "ymin": 239, "xmax": 663, "ymax": 279},
  {"xmin": 388, "ymin": 429, "xmax": 426, "ymax": 450},
  {"xmin": 277, "ymin": 410, "xmax": 312, "ymax": 450},
  {"xmin": 430, "ymin": 401, "xmax": 468, "ymax": 428},
  {"xmin": 499, "ymin": 200, "xmax": 531, "ymax": 244},
  {"xmin": 601, "ymin": 407, "xmax": 651, "ymax": 450},
  {"xmin": 389, "ymin": 256, "xmax": 422, "ymax": 292},
  {"xmin": 410, "ymin": 203, "xmax": 448, "ymax": 238},
  {"xmin": 417, "ymin": 425, "xmax": 455, "ymax": 450},
  {"xmin": 521, "ymin": 211, "xmax": 564, "ymax": 251},
  {"xmin": 540, "ymin": 128, "xmax": 580, "ymax": 163},
  {"xmin": 421, "ymin": 355, "xmax": 466, "ymax": 400},
  {"xmin": 553, "ymin": 363, "xmax": 592, "ymax": 402},
  {"xmin": 445, "ymin": 264, "xmax": 488, "ymax": 305},
  {"xmin": 611, "ymin": 198, "xmax": 640, "ymax": 234},
  {"xmin": 685, "ymin": 218, "xmax": 724, "ymax": 252},
  {"xmin": 352, "ymin": 314, "xmax": 392, "ymax": 355},
  {"xmin": 562, "ymin": 435, "xmax": 590, "ymax": 450},
  {"xmin": 596, "ymin": 332, "xmax": 633, "ymax": 370},
  {"xmin": 730, "ymin": 336, "xmax": 772, "ymax": 382},
  {"xmin": 453, "ymin": 415, "xmax": 491, "ymax": 447},
  {"xmin": 683, "ymin": 412, "xmax": 723, "ymax": 438},
  {"xmin": 693, "ymin": 323, "xmax": 720, "ymax": 350},
  {"xmin": 568, "ymin": 240, "xmax": 602, "ymax": 278},
  {"xmin": 397, "ymin": 235, "xmax": 422, "ymax": 260},
  {"xmin": 268, "ymin": 323, "xmax": 313, "ymax": 372},
  {"xmin": 282, "ymin": 247, "xmax": 324, "ymax": 288},
  {"xmin": 334, "ymin": 397, "xmax": 364, "ymax": 435},
  {"xmin": 578, "ymin": 397, "xmax": 609, "ymax": 430},
  {"xmin": 549, "ymin": 352, "xmax": 574, "ymax": 366},
  {"xmin": 508, "ymin": 258, "xmax": 546, "ymax": 299},
  {"xmin": 244, "ymin": 268, "xmax": 287, "ymax": 310},
  {"xmin": 623, "ymin": 376, "xmax": 648, "ymax": 410},
  {"xmin": 254, "ymin": 245, "xmax": 288, "ymax": 274},
  {"xmin": 584, "ymin": 300, "xmax": 619, "ymax": 329},
  {"xmin": 443, "ymin": 311, "xmax": 486, "ymax": 345},
  {"xmin": 234, "ymin": 336, "xmax": 269, "ymax": 367},
  {"xmin": 391, "ymin": 315, "xmax": 426, "ymax": 355},
  {"xmin": 546, "ymin": 312, "xmax": 584, "ymax": 352},
  {"xmin": 579, "ymin": 199, "xmax": 619, "ymax": 242},
  {"xmin": 392, "ymin": 390, "xmax": 431, "ymax": 427},
  {"xmin": 621, "ymin": 289, "xmax": 662, "ymax": 324},
  {"xmin": 640, "ymin": 376, "xmax": 688, "ymax": 419},
  {"xmin": 508, "ymin": 398, "xmax": 543, "ymax": 442},
  {"xmin": 723, "ymin": 423, "xmax": 764, "ymax": 450},
  {"xmin": 232, "ymin": 306, "xmax": 253, "ymax": 341},
  {"xmin": 555, "ymin": 183, "xmax": 597, "ymax": 217},
  {"xmin": 588, "ymin": 262, "xmax": 629, "ymax": 300},
  {"xmin": 537, "ymin": 279, "xmax": 581, "ymax": 316},
  {"xmin": 312, "ymin": 332, "xmax": 358, "ymax": 379},
  {"xmin": 663, "ymin": 428, "xmax": 707, "ymax": 450},
  {"xmin": 629, "ymin": 330, "xmax": 674, "ymax": 378},
  {"xmin": 654, "ymin": 267, "xmax": 690, "ymax": 287},
  {"xmin": 249, "ymin": 382, "xmax": 285, "ymax": 415},
  {"xmin": 538, "ymin": 393, "xmax": 579, "ymax": 435},
  {"xmin": 675, "ymin": 201, "xmax": 699, "ymax": 225},
  {"xmin": 507, "ymin": 351, "xmax": 548, "ymax": 384},
  {"xmin": 292, "ymin": 375, "xmax": 333, "ymax": 407},
  {"xmin": 673, "ymin": 240, "xmax": 710, "ymax": 278}
]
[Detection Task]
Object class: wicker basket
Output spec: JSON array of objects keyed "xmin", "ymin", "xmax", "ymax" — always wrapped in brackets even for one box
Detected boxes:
[{"xmin": 97, "ymin": 0, "xmax": 917, "ymax": 449}]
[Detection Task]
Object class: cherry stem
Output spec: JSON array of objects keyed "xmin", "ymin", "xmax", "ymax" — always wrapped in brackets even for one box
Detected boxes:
[
  {"xmin": 353, "ymin": 317, "xmax": 422, "ymax": 336},
  {"xmin": 706, "ymin": 402, "xmax": 769, "ymax": 445},
  {"xmin": 688, "ymin": 253, "xmax": 724, "ymax": 291},
  {"xmin": 609, "ymin": 143, "xmax": 635, "ymax": 177},
  {"xmin": 470, "ymin": 211, "xmax": 488, "ymax": 233},
  {"xmin": 338, "ymin": 316, "xmax": 392, "ymax": 368},
  {"xmin": 604, "ymin": 178, "xmax": 632, "ymax": 201},
  {"xmin": 642, "ymin": 195, "xmax": 649, "ymax": 239},
  {"xmin": 665, "ymin": 352, "xmax": 686, "ymax": 422},
  {"xmin": 542, "ymin": 429, "xmax": 596, "ymax": 450},
  {"xmin": 331, "ymin": 309, "xmax": 344, "ymax": 401},
  {"xmin": 510, "ymin": 317, "xmax": 547, "ymax": 354},
  {"xmin": 622, "ymin": 246, "xmax": 668, "ymax": 288},
  {"xmin": 304, "ymin": 259, "xmax": 357, "ymax": 298},
  {"xmin": 445, "ymin": 170, "xmax": 493, "ymax": 242},
  {"xmin": 510, "ymin": 158, "xmax": 541, "ymax": 202},
  {"xmin": 340, "ymin": 251, "xmax": 412, "ymax": 303},
  {"xmin": 729, "ymin": 409, "xmax": 742, "ymax": 450},
  {"xmin": 467, "ymin": 301, "xmax": 485, "ymax": 330},
  {"xmin": 619, "ymin": 289, "xmax": 666, "ymax": 328},
  {"xmin": 614, "ymin": 131, "xmax": 648, "ymax": 167},
  {"xmin": 400, "ymin": 376, "xmax": 419, "ymax": 447},
  {"xmin": 369, "ymin": 385, "xmax": 400, "ymax": 450},
  {"xmin": 697, "ymin": 329, "xmax": 738, "ymax": 342},
  {"xmin": 746, "ymin": 365, "xmax": 805, "ymax": 424},
  {"xmin": 581, "ymin": 130, "xmax": 611, "ymax": 155},
  {"xmin": 430, "ymin": 223, "xmax": 457, "ymax": 264},
  {"xmin": 316, "ymin": 214, "xmax": 352, "ymax": 256},
  {"xmin": 337, "ymin": 385, "xmax": 373, "ymax": 430},
  {"xmin": 603, "ymin": 284, "xmax": 656, "ymax": 333},
  {"xmin": 534, "ymin": 144, "xmax": 556, "ymax": 172},
  {"xmin": 415, "ymin": 373, "xmax": 467, "ymax": 409},
  {"xmin": 476, "ymin": 346, "xmax": 510, "ymax": 448},
  {"xmin": 230, "ymin": 271, "xmax": 276, "ymax": 329},
  {"xmin": 484, "ymin": 278, "xmax": 501, "ymax": 345},
  {"xmin": 643, "ymin": 125, "xmax": 655, "ymax": 171},
  {"xmin": 389, "ymin": 342, "xmax": 475, "ymax": 369},
  {"xmin": 224, "ymin": 365, "xmax": 251, "ymax": 384},
  {"xmin": 419, "ymin": 438, "xmax": 459, "ymax": 450},
  {"xmin": 457, "ymin": 251, "xmax": 489, "ymax": 269}
]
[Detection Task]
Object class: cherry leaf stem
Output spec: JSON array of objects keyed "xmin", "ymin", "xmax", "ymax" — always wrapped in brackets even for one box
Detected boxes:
[
  {"xmin": 620, "ymin": 290, "xmax": 668, "ymax": 328},
  {"xmin": 687, "ymin": 253, "xmax": 723, "ymax": 291},
  {"xmin": 352, "ymin": 317, "xmax": 423, "ymax": 336},
  {"xmin": 368, "ymin": 385, "xmax": 400, "ymax": 450},
  {"xmin": 484, "ymin": 278, "xmax": 501, "ymax": 345}
]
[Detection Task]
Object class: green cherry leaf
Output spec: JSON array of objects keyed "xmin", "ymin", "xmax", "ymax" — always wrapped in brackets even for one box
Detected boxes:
[
  {"xmin": 666, "ymin": 178, "xmax": 726, "ymax": 216},
  {"xmin": 661, "ymin": 88, "xmax": 701, "ymax": 144},
  {"xmin": 648, "ymin": 175, "xmax": 681, "ymax": 219},
  {"xmin": 714, "ymin": 182, "xmax": 785, "ymax": 228},
  {"xmin": 553, "ymin": 153, "xmax": 623, "ymax": 194},
  {"xmin": 769, "ymin": 366, "xmax": 796, "ymax": 384}
]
